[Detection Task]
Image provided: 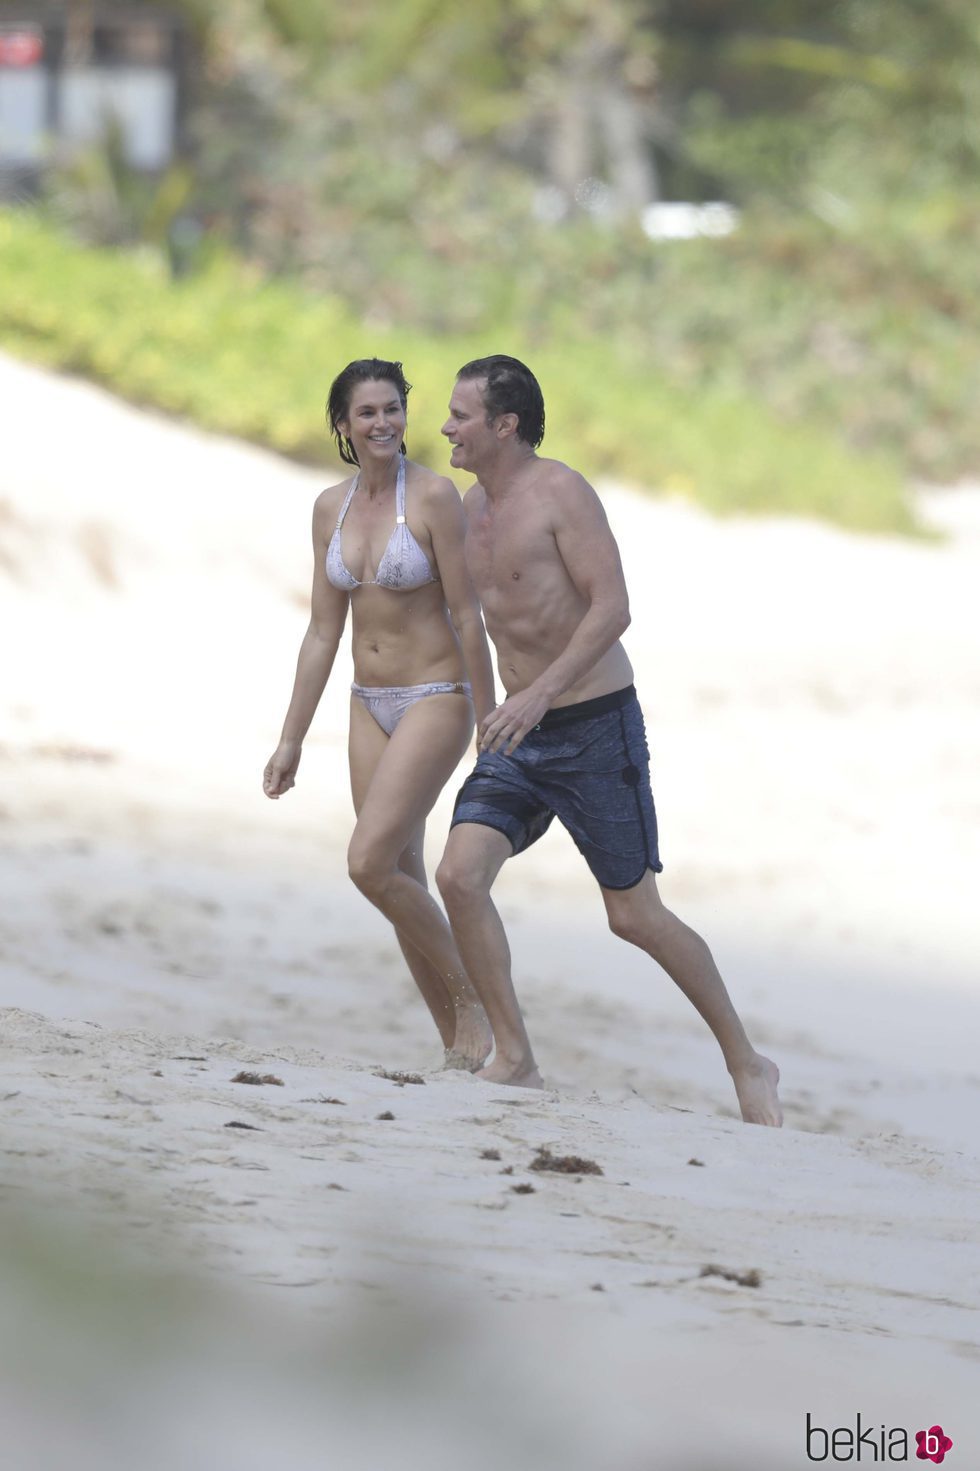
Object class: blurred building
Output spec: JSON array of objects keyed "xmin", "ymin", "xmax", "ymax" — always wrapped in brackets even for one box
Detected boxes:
[{"xmin": 0, "ymin": 4, "xmax": 184, "ymax": 192}]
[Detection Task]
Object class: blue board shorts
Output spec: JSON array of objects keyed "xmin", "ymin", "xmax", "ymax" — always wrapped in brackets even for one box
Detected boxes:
[{"xmin": 450, "ymin": 685, "xmax": 663, "ymax": 891}]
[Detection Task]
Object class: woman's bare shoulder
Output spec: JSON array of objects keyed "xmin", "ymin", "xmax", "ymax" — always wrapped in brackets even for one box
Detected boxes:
[
  {"xmin": 313, "ymin": 475, "xmax": 355, "ymax": 523},
  {"xmin": 405, "ymin": 460, "xmax": 463, "ymax": 509}
]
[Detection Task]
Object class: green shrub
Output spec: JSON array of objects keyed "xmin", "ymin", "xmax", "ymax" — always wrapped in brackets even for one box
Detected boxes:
[{"xmin": 0, "ymin": 209, "xmax": 914, "ymax": 533}]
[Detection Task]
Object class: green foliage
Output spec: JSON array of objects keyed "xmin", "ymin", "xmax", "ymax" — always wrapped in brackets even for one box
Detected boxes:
[
  {"xmin": 0, "ymin": 210, "xmax": 913, "ymax": 532},
  {"xmin": 17, "ymin": 0, "xmax": 980, "ymax": 526},
  {"xmin": 42, "ymin": 123, "xmax": 194, "ymax": 256},
  {"xmin": 676, "ymin": 0, "xmax": 980, "ymax": 207}
]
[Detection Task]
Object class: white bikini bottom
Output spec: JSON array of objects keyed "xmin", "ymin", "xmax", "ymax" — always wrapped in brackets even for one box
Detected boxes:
[{"xmin": 351, "ymin": 680, "xmax": 472, "ymax": 737}]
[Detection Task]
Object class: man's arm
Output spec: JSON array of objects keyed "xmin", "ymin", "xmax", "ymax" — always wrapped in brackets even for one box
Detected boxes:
[{"xmin": 479, "ymin": 472, "xmax": 630, "ymax": 754}]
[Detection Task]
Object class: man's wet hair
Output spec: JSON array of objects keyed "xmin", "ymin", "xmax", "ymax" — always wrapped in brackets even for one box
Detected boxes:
[
  {"xmin": 456, "ymin": 355, "xmax": 545, "ymax": 448},
  {"xmin": 326, "ymin": 357, "xmax": 411, "ymax": 466}
]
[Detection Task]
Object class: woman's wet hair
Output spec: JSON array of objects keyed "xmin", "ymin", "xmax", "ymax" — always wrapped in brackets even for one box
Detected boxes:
[
  {"xmin": 456, "ymin": 355, "xmax": 545, "ymax": 448},
  {"xmin": 326, "ymin": 358, "xmax": 412, "ymax": 465}
]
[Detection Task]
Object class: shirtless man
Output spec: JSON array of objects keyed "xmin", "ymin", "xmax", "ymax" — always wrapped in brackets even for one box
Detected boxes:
[{"xmin": 434, "ymin": 355, "xmax": 782, "ymax": 1126}]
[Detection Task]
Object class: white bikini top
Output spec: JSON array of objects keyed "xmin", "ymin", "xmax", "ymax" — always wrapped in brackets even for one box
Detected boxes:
[{"xmin": 325, "ymin": 456, "xmax": 438, "ymax": 593}]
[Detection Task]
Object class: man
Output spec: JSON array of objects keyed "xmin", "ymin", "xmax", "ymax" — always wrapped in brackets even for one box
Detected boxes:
[{"xmin": 435, "ymin": 355, "xmax": 782, "ymax": 1125}]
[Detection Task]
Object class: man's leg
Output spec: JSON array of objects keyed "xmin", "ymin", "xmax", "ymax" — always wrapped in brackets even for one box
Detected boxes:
[
  {"xmin": 436, "ymin": 823, "xmax": 542, "ymax": 1089},
  {"xmin": 601, "ymin": 872, "xmax": 782, "ymax": 1126}
]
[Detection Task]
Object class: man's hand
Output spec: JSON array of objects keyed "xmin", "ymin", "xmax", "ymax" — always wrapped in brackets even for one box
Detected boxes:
[
  {"xmin": 479, "ymin": 687, "xmax": 551, "ymax": 755},
  {"xmin": 263, "ymin": 740, "xmax": 302, "ymax": 798}
]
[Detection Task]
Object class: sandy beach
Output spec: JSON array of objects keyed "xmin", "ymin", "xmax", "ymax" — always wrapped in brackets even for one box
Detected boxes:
[{"xmin": 1, "ymin": 350, "xmax": 978, "ymax": 1470}]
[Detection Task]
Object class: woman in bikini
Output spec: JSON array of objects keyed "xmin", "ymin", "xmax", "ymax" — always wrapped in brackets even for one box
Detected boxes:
[{"xmin": 263, "ymin": 358, "xmax": 495, "ymax": 1069}]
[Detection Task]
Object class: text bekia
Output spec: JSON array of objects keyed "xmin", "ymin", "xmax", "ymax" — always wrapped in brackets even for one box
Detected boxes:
[{"xmin": 805, "ymin": 1414, "xmax": 954, "ymax": 1462}]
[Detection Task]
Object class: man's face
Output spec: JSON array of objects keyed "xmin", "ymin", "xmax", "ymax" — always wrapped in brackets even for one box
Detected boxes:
[{"xmin": 441, "ymin": 376, "xmax": 497, "ymax": 473}]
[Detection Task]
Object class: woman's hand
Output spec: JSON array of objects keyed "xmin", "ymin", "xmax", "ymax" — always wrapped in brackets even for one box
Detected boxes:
[{"xmin": 263, "ymin": 741, "xmax": 302, "ymax": 798}]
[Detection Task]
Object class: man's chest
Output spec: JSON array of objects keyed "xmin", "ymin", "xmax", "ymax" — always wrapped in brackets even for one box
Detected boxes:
[{"xmin": 464, "ymin": 506, "xmax": 554, "ymax": 594}]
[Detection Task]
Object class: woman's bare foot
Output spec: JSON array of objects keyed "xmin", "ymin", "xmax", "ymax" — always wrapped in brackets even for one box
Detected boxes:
[
  {"xmin": 442, "ymin": 1047, "xmax": 477, "ymax": 1071},
  {"xmin": 441, "ymin": 1004, "xmax": 494, "ymax": 1072},
  {"xmin": 730, "ymin": 1054, "xmax": 782, "ymax": 1126},
  {"xmin": 476, "ymin": 1050, "xmax": 543, "ymax": 1089}
]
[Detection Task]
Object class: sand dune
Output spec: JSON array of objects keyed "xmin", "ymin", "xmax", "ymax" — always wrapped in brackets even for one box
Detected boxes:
[{"xmin": 1, "ymin": 351, "xmax": 978, "ymax": 1468}]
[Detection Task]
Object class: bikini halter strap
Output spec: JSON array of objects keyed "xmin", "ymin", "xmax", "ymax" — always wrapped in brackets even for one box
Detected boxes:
[{"xmin": 336, "ymin": 456, "xmax": 406, "ymax": 532}]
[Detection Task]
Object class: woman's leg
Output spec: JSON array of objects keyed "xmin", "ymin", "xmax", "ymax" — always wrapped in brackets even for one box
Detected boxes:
[
  {"xmin": 348, "ymin": 693, "xmax": 492, "ymax": 1064},
  {"xmin": 349, "ymin": 700, "xmax": 454, "ymax": 1043},
  {"xmin": 395, "ymin": 821, "xmax": 455, "ymax": 1047}
]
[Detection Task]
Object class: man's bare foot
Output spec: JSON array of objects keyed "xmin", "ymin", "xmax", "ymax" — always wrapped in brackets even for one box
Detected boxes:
[
  {"xmin": 730, "ymin": 1054, "xmax": 782, "ymax": 1126},
  {"xmin": 441, "ymin": 1005, "xmax": 493, "ymax": 1072},
  {"xmin": 476, "ymin": 1052, "xmax": 543, "ymax": 1089}
]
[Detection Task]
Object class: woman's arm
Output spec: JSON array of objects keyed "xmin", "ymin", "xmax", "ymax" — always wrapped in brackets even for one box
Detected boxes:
[
  {"xmin": 425, "ymin": 478, "xmax": 497, "ymax": 727},
  {"xmin": 264, "ymin": 496, "xmax": 350, "ymax": 798}
]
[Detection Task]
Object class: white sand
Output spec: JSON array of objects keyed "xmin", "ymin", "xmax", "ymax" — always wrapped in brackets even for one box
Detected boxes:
[{"xmin": 1, "ymin": 351, "xmax": 978, "ymax": 1469}]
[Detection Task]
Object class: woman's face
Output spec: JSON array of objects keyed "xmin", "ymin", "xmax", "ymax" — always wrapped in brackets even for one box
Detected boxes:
[{"xmin": 340, "ymin": 379, "xmax": 407, "ymax": 465}]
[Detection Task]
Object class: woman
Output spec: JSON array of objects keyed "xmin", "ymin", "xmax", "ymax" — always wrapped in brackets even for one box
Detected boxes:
[{"xmin": 263, "ymin": 358, "xmax": 496, "ymax": 1069}]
